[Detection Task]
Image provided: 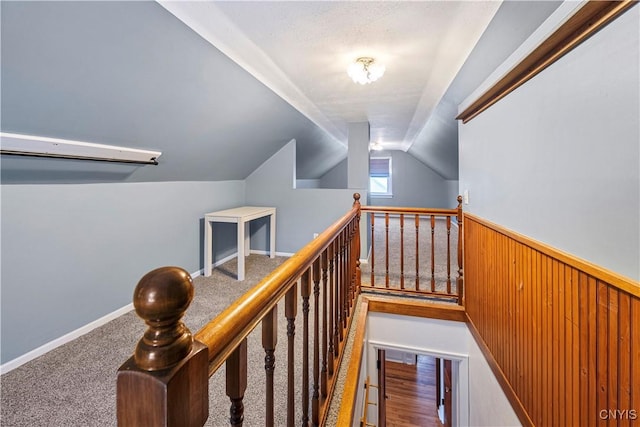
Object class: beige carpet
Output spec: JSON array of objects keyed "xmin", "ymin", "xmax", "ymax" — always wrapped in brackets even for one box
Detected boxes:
[
  {"xmin": 361, "ymin": 215, "xmax": 460, "ymax": 295},
  {"xmin": 1, "ymin": 218, "xmax": 458, "ymax": 426},
  {"xmin": 1, "ymin": 255, "xmax": 319, "ymax": 426}
]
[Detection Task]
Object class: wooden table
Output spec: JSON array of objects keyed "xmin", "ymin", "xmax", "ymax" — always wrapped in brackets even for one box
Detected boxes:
[{"xmin": 204, "ymin": 206, "xmax": 276, "ymax": 280}]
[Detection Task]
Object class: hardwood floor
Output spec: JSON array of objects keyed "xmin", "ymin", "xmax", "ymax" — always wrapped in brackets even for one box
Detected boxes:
[{"xmin": 385, "ymin": 355, "xmax": 444, "ymax": 427}]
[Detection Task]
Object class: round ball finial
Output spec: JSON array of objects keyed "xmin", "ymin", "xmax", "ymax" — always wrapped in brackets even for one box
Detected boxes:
[
  {"xmin": 133, "ymin": 266, "xmax": 195, "ymax": 371},
  {"xmin": 457, "ymin": 195, "xmax": 463, "ymax": 204}
]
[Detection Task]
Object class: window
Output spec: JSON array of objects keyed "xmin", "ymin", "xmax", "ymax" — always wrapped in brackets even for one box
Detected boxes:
[{"xmin": 370, "ymin": 156, "xmax": 392, "ymax": 197}]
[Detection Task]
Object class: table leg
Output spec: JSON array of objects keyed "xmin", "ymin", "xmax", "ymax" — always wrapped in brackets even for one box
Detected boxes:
[
  {"xmin": 237, "ymin": 220, "xmax": 245, "ymax": 281},
  {"xmin": 244, "ymin": 221, "xmax": 250, "ymax": 257},
  {"xmin": 269, "ymin": 213, "xmax": 276, "ymax": 259},
  {"xmin": 205, "ymin": 219, "xmax": 212, "ymax": 277}
]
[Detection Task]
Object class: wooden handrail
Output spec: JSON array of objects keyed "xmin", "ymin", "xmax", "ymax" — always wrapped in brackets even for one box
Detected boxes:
[
  {"xmin": 361, "ymin": 205, "xmax": 459, "ymax": 216},
  {"xmin": 118, "ymin": 194, "xmax": 363, "ymax": 426},
  {"xmin": 194, "ymin": 194, "xmax": 362, "ymax": 374}
]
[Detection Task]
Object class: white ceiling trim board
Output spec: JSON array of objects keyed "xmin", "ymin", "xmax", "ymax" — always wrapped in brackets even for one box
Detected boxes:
[{"xmin": 401, "ymin": 2, "xmax": 502, "ymax": 151}]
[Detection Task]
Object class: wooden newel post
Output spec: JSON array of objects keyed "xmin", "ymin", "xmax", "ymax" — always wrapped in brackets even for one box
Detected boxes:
[
  {"xmin": 117, "ymin": 267, "xmax": 209, "ymax": 427},
  {"xmin": 456, "ymin": 195, "xmax": 464, "ymax": 306}
]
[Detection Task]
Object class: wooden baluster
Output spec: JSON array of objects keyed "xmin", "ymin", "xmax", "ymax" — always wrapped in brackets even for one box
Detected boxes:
[
  {"xmin": 285, "ymin": 284, "xmax": 297, "ymax": 427},
  {"xmin": 344, "ymin": 224, "xmax": 351, "ymax": 309},
  {"xmin": 347, "ymin": 222, "xmax": 353, "ymax": 307},
  {"xmin": 117, "ymin": 267, "xmax": 209, "ymax": 427},
  {"xmin": 334, "ymin": 236, "xmax": 341, "ymax": 358},
  {"xmin": 341, "ymin": 229, "xmax": 348, "ymax": 335},
  {"xmin": 352, "ymin": 194, "xmax": 362, "ymax": 296},
  {"xmin": 370, "ymin": 213, "xmax": 375, "ymax": 287},
  {"xmin": 385, "ymin": 213, "xmax": 390, "ymax": 288},
  {"xmin": 321, "ymin": 250, "xmax": 329, "ymax": 397},
  {"xmin": 328, "ymin": 242, "xmax": 336, "ymax": 374},
  {"xmin": 301, "ymin": 269, "xmax": 311, "ymax": 426},
  {"xmin": 457, "ymin": 195, "xmax": 464, "ymax": 305},
  {"xmin": 352, "ymin": 217, "xmax": 359, "ymax": 302},
  {"xmin": 348, "ymin": 221, "xmax": 355, "ymax": 307},
  {"xmin": 415, "ymin": 214, "xmax": 420, "ymax": 291},
  {"xmin": 446, "ymin": 215, "xmax": 452, "ymax": 294},
  {"xmin": 312, "ymin": 258, "xmax": 321, "ymax": 427},
  {"xmin": 431, "ymin": 214, "xmax": 436, "ymax": 292},
  {"xmin": 349, "ymin": 215, "xmax": 359, "ymax": 310},
  {"xmin": 227, "ymin": 338, "xmax": 248, "ymax": 427},
  {"xmin": 262, "ymin": 306, "xmax": 277, "ymax": 427},
  {"xmin": 400, "ymin": 213, "xmax": 405, "ymax": 290},
  {"xmin": 336, "ymin": 234, "xmax": 344, "ymax": 344}
]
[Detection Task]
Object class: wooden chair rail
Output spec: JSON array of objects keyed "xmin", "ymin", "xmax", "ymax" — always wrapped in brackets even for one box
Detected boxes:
[
  {"xmin": 457, "ymin": 0, "xmax": 638, "ymax": 123},
  {"xmin": 464, "ymin": 213, "xmax": 639, "ymax": 297}
]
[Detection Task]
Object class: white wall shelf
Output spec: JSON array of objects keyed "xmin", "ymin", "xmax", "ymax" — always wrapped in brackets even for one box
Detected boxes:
[{"xmin": 0, "ymin": 132, "xmax": 161, "ymax": 165}]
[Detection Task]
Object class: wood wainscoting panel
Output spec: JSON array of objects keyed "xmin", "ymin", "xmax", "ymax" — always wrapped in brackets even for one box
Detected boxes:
[{"xmin": 464, "ymin": 213, "xmax": 640, "ymax": 427}]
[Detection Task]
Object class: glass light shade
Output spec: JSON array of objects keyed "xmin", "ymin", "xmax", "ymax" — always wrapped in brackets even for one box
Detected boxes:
[{"xmin": 347, "ymin": 57, "xmax": 385, "ymax": 85}]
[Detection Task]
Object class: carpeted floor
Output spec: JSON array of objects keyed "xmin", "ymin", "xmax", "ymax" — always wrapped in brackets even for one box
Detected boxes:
[
  {"xmin": 1, "ymin": 219, "xmax": 456, "ymax": 426},
  {"xmin": 1, "ymin": 254, "xmax": 336, "ymax": 426},
  {"xmin": 361, "ymin": 216, "xmax": 459, "ymax": 294}
]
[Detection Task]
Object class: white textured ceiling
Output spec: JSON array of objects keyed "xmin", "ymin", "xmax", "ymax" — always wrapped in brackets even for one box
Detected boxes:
[{"xmin": 159, "ymin": 1, "xmax": 501, "ymax": 152}]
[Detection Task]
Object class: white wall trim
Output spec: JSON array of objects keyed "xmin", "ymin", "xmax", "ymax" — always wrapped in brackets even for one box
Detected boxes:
[
  {"xmin": 0, "ymin": 303, "xmax": 134, "ymax": 375},
  {"xmin": 250, "ymin": 249, "xmax": 294, "ymax": 257},
  {"xmin": 366, "ymin": 339, "xmax": 470, "ymax": 427},
  {"xmin": 1, "ymin": 252, "xmax": 292, "ymax": 373},
  {"xmin": 1, "ymin": 245, "xmax": 294, "ymax": 374},
  {"xmin": 367, "ymin": 339, "xmax": 468, "ymax": 362}
]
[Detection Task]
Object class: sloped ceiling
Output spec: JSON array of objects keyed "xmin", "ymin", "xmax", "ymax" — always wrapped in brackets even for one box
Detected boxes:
[
  {"xmin": 1, "ymin": 1, "xmax": 344, "ymax": 183},
  {"xmin": 158, "ymin": 0, "xmax": 501, "ymax": 181},
  {"xmin": 1, "ymin": 1, "xmax": 562, "ymax": 183},
  {"xmin": 408, "ymin": 0, "xmax": 563, "ymax": 179}
]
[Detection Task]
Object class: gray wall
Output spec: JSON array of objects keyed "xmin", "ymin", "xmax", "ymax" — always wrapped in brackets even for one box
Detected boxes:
[
  {"xmin": 459, "ymin": 7, "xmax": 639, "ymax": 280},
  {"xmin": 318, "ymin": 158, "xmax": 348, "ymax": 189},
  {"xmin": 347, "ymin": 123, "xmax": 370, "ymax": 189},
  {"xmin": 0, "ymin": 181, "xmax": 245, "ymax": 363},
  {"xmin": 0, "ymin": 0, "xmax": 357, "ymax": 365},
  {"xmin": 246, "ymin": 140, "xmax": 367, "ymax": 254},
  {"xmin": 320, "ymin": 152, "xmax": 459, "ymax": 209},
  {"xmin": 370, "ymin": 150, "xmax": 459, "ymax": 208},
  {"xmin": 0, "ymin": 1, "xmax": 342, "ymax": 183}
]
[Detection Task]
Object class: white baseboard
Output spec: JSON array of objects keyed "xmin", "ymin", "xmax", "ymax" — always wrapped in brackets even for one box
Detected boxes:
[
  {"xmin": 250, "ymin": 249, "xmax": 294, "ymax": 257},
  {"xmin": 0, "ymin": 302, "xmax": 136, "ymax": 375},
  {"xmin": 0, "ymin": 252, "xmax": 292, "ymax": 374},
  {"xmin": 2, "ymin": 267, "xmax": 203, "ymax": 375}
]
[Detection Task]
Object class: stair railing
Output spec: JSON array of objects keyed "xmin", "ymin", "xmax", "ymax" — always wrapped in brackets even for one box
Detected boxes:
[
  {"xmin": 360, "ymin": 196, "xmax": 463, "ymax": 304},
  {"xmin": 117, "ymin": 194, "xmax": 362, "ymax": 427}
]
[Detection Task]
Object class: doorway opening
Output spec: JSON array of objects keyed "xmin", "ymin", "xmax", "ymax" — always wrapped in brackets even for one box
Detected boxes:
[{"xmin": 376, "ymin": 349, "xmax": 457, "ymax": 427}]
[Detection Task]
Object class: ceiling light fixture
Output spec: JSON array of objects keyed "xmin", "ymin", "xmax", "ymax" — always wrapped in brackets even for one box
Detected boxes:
[
  {"xmin": 370, "ymin": 142, "xmax": 384, "ymax": 151},
  {"xmin": 347, "ymin": 57, "xmax": 385, "ymax": 85}
]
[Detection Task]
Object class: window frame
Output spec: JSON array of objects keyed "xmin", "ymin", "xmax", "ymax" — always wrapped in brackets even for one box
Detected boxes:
[{"xmin": 369, "ymin": 156, "xmax": 393, "ymax": 198}]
